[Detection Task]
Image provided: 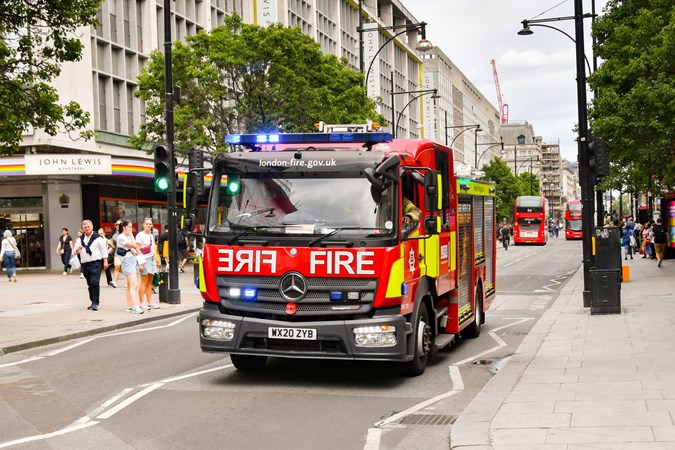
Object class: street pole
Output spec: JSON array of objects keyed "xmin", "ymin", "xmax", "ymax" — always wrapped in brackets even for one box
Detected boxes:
[
  {"xmin": 390, "ymin": 71, "xmax": 395, "ymax": 138},
  {"xmin": 358, "ymin": 0, "xmax": 364, "ymax": 73},
  {"xmin": 514, "ymin": 145, "xmax": 517, "ymax": 175},
  {"xmin": 444, "ymin": 111, "xmax": 448, "ymax": 145},
  {"xmin": 574, "ymin": 0, "xmax": 594, "ymax": 307},
  {"xmin": 163, "ymin": 0, "xmax": 180, "ymax": 303},
  {"xmin": 473, "ymin": 127, "xmax": 479, "ymax": 168}
]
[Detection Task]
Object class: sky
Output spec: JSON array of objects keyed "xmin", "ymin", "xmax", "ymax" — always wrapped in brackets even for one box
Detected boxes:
[{"xmin": 405, "ymin": 0, "xmax": 606, "ymax": 162}]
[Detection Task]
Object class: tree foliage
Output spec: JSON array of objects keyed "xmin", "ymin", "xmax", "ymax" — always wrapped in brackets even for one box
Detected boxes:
[
  {"xmin": 588, "ymin": 0, "xmax": 675, "ymax": 195},
  {"xmin": 483, "ymin": 157, "xmax": 520, "ymax": 222},
  {"xmin": 131, "ymin": 14, "xmax": 385, "ymax": 155},
  {"xmin": 0, "ymin": 0, "xmax": 101, "ymax": 154}
]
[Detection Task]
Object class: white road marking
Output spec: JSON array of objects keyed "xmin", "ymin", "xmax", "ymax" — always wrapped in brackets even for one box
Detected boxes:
[
  {"xmin": 0, "ymin": 363, "xmax": 235, "ymax": 448},
  {"xmin": 0, "ymin": 417, "xmax": 99, "ymax": 449},
  {"xmin": 0, "ymin": 313, "xmax": 197, "ymax": 367},
  {"xmin": 363, "ymin": 317, "xmax": 532, "ymax": 450}
]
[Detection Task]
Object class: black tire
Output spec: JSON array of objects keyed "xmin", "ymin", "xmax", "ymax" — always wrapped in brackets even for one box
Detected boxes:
[
  {"xmin": 402, "ymin": 302, "xmax": 432, "ymax": 376},
  {"xmin": 230, "ymin": 354, "xmax": 268, "ymax": 371},
  {"xmin": 461, "ymin": 289, "xmax": 482, "ymax": 339}
]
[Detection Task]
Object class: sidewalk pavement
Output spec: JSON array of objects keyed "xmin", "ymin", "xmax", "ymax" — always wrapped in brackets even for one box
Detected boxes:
[
  {"xmin": 0, "ymin": 268, "xmax": 203, "ymax": 355},
  {"xmin": 453, "ymin": 255, "xmax": 675, "ymax": 449}
]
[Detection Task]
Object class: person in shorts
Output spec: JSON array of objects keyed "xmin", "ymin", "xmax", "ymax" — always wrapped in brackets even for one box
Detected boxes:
[
  {"xmin": 116, "ymin": 221, "xmax": 143, "ymax": 314},
  {"xmin": 136, "ymin": 218, "xmax": 160, "ymax": 309}
]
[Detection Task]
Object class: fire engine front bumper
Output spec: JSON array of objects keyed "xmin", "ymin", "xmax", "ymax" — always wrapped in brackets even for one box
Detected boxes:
[{"xmin": 198, "ymin": 303, "xmax": 410, "ymax": 361}]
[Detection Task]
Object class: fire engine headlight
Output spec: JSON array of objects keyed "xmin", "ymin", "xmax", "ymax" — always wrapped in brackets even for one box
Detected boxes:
[
  {"xmin": 353, "ymin": 325, "xmax": 397, "ymax": 347},
  {"xmin": 202, "ymin": 319, "xmax": 236, "ymax": 341}
]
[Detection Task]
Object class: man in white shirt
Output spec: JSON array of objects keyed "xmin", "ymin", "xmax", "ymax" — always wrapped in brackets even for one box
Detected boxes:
[{"xmin": 73, "ymin": 219, "xmax": 109, "ymax": 310}]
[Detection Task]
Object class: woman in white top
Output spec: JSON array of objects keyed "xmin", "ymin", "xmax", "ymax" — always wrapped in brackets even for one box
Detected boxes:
[
  {"xmin": 136, "ymin": 218, "xmax": 160, "ymax": 310},
  {"xmin": 1, "ymin": 230, "xmax": 18, "ymax": 282},
  {"xmin": 116, "ymin": 221, "xmax": 143, "ymax": 314}
]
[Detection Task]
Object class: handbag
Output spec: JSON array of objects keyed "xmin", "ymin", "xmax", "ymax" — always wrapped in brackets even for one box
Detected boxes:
[
  {"xmin": 153, "ymin": 272, "xmax": 161, "ymax": 286},
  {"xmin": 69, "ymin": 255, "xmax": 81, "ymax": 270},
  {"xmin": 13, "ymin": 246, "xmax": 20, "ymax": 259},
  {"xmin": 140, "ymin": 244, "xmax": 153, "ymax": 254},
  {"xmin": 116, "ymin": 247, "xmax": 129, "ymax": 257},
  {"xmin": 629, "ymin": 235, "xmax": 637, "ymax": 247},
  {"xmin": 136, "ymin": 253, "xmax": 146, "ymax": 265}
]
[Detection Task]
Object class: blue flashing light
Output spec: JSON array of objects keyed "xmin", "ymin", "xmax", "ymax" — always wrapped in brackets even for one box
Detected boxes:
[
  {"xmin": 329, "ymin": 291, "xmax": 343, "ymax": 301},
  {"xmin": 401, "ymin": 282, "xmax": 408, "ymax": 296},
  {"xmin": 242, "ymin": 288, "xmax": 257, "ymax": 301},
  {"xmin": 225, "ymin": 132, "xmax": 393, "ymax": 146}
]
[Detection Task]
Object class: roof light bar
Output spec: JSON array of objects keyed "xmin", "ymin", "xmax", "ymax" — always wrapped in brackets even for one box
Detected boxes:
[{"xmin": 225, "ymin": 132, "xmax": 393, "ymax": 146}]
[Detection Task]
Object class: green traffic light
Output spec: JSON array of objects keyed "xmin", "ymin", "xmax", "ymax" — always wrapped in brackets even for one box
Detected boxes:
[
  {"xmin": 156, "ymin": 177, "xmax": 171, "ymax": 192},
  {"xmin": 227, "ymin": 179, "xmax": 240, "ymax": 194}
]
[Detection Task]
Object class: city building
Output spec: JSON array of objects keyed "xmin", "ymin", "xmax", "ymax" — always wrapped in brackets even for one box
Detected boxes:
[
  {"xmin": 541, "ymin": 140, "xmax": 563, "ymax": 219},
  {"xmin": 2, "ymin": 0, "xmax": 502, "ymax": 271},
  {"xmin": 500, "ymin": 121, "xmax": 543, "ymax": 178}
]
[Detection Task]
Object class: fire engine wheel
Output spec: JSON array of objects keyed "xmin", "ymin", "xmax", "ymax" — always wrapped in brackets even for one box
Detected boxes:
[
  {"xmin": 230, "ymin": 354, "xmax": 268, "ymax": 371},
  {"xmin": 402, "ymin": 302, "xmax": 432, "ymax": 376},
  {"xmin": 461, "ymin": 290, "xmax": 482, "ymax": 339}
]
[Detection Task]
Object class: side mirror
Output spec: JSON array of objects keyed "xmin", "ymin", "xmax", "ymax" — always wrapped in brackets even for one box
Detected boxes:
[{"xmin": 424, "ymin": 170, "xmax": 442, "ymax": 212}]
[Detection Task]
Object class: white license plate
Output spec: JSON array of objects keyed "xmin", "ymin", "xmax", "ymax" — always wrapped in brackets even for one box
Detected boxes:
[
  {"xmin": 268, "ymin": 327, "xmax": 317, "ymax": 340},
  {"xmin": 521, "ymin": 231, "xmax": 538, "ymax": 238}
]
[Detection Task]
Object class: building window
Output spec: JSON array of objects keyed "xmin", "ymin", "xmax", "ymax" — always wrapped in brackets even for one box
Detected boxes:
[{"xmin": 517, "ymin": 135, "xmax": 526, "ymax": 145}]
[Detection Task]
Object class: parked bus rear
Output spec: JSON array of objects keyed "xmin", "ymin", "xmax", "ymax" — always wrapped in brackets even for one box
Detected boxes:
[
  {"xmin": 513, "ymin": 196, "xmax": 548, "ymax": 245},
  {"xmin": 564, "ymin": 200, "xmax": 583, "ymax": 240}
]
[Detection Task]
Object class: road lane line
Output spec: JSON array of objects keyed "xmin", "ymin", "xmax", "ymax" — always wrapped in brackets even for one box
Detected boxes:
[
  {"xmin": 0, "ymin": 417, "xmax": 99, "ymax": 449},
  {"xmin": 96, "ymin": 383, "xmax": 164, "ymax": 419},
  {"xmin": 161, "ymin": 364, "xmax": 234, "ymax": 383},
  {"xmin": 45, "ymin": 339, "xmax": 95, "ymax": 356},
  {"xmin": 0, "ymin": 356, "xmax": 45, "ymax": 368},
  {"xmin": 449, "ymin": 364, "xmax": 464, "ymax": 390},
  {"xmin": 89, "ymin": 388, "xmax": 134, "ymax": 418}
]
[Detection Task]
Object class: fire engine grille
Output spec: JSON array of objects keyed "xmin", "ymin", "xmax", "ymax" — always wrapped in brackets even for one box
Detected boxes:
[
  {"xmin": 240, "ymin": 334, "xmax": 347, "ymax": 354},
  {"xmin": 216, "ymin": 275, "xmax": 377, "ymax": 317}
]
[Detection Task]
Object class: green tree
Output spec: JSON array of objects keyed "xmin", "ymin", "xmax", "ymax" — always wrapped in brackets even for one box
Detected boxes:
[
  {"xmin": 517, "ymin": 172, "xmax": 541, "ymax": 197},
  {"xmin": 131, "ymin": 14, "xmax": 384, "ymax": 155},
  {"xmin": 0, "ymin": 0, "xmax": 101, "ymax": 155},
  {"xmin": 483, "ymin": 157, "xmax": 520, "ymax": 222},
  {"xmin": 588, "ymin": 0, "xmax": 675, "ymax": 194}
]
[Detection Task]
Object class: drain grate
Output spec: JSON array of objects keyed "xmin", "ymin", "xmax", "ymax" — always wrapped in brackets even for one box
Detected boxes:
[{"xmin": 398, "ymin": 414, "xmax": 457, "ymax": 425}]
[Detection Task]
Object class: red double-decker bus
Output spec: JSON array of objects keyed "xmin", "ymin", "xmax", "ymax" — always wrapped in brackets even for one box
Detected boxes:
[
  {"xmin": 564, "ymin": 200, "xmax": 583, "ymax": 240},
  {"xmin": 513, "ymin": 196, "xmax": 549, "ymax": 245}
]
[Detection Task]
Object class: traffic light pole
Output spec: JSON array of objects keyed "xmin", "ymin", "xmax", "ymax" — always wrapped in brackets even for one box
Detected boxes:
[
  {"xmin": 574, "ymin": 0, "xmax": 594, "ymax": 307},
  {"xmin": 163, "ymin": 0, "xmax": 180, "ymax": 303}
]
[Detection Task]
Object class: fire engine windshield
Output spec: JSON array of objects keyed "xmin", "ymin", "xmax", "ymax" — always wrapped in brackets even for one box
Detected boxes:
[{"xmin": 209, "ymin": 172, "xmax": 395, "ymax": 239}]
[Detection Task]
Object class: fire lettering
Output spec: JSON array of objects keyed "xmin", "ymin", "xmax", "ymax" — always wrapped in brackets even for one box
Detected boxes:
[
  {"xmin": 217, "ymin": 249, "xmax": 277, "ymax": 273},
  {"xmin": 310, "ymin": 251, "xmax": 375, "ymax": 275}
]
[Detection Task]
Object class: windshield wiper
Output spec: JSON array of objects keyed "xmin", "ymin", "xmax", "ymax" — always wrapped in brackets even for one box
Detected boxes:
[
  {"xmin": 227, "ymin": 225, "xmax": 283, "ymax": 245},
  {"xmin": 308, "ymin": 227, "xmax": 386, "ymax": 247}
]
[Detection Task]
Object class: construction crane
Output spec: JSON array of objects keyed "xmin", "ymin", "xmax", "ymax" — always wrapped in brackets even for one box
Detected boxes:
[{"xmin": 491, "ymin": 59, "xmax": 509, "ymax": 125}]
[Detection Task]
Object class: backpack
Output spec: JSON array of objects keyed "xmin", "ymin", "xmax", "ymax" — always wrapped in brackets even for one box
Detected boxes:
[{"xmin": 653, "ymin": 225, "xmax": 668, "ymax": 244}]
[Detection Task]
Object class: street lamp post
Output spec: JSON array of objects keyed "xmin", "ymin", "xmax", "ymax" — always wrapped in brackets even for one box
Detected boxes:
[
  {"xmin": 393, "ymin": 87, "xmax": 439, "ymax": 138},
  {"xmin": 518, "ymin": 4, "xmax": 595, "ymax": 306},
  {"xmin": 517, "ymin": 157, "xmax": 539, "ymax": 195},
  {"xmin": 443, "ymin": 113, "xmax": 481, "ymax": 147},
  {"xmin": 357, "ymin": 5, "xmax": 433, "ymax": 90},
  {"xmin": 475, "ymin": 138, "xmax": 504, "ymax": 168}
]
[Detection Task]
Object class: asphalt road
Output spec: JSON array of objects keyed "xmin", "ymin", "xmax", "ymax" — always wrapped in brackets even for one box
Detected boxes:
[{"xmin": 0, "ymin": 237, "xmax": 582, "ymax": 449}]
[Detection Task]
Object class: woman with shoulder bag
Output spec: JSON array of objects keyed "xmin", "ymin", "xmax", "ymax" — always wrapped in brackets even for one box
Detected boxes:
[
  {"xmin": 136, "ymin": 218, "xmax": 160, "ymax": 310},
  {"xmin": 116, "ymin": 221, "xmax": 144, "ymax": 314}
]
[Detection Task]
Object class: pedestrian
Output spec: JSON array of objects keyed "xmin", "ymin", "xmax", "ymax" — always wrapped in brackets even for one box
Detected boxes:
[
  {"xmin": 99, "ymin": 227, "xmax": 115, "ymax": 287},
  {"xmin": 643, "ymin": 221, "xmax": 655, "ymax": 259},
  {"xmin": 650, "ymin": 218, "xmax": 668, "ymax": 268},
  {"xmin": 73, "ymin": 220, "xmax": 108, "ymax": 311},
  {"xmin": 136, "ymin": 217, "xmax": 160, "ymax": 309},
  {"xmin": 621, "ymin": 221, "xmax": 635, "ymax": 260},
  {"xmin": 158, "ymin": 225, "xmax": 169, "ymax": 269},
  {"xmin": 56, "ymin": 227, "xmax": 73, "ymax": 275},
  {"xmin": 76, "ymin": 229, "xmax": 84, "ymax": 279},
  {"xmin": 1, "ymin": 230, "xmax": 18, "ymax": 282},
  {"xmin": 116, "ymin": 221, "xmax": 144, "ymax": 314},
  {"xmin": 176, "ymin": 226, "xmax": 190, "ymax": 273},
  {"xmin": 111, "ymin": 220, "xmax": 123, "ymax": 287}
]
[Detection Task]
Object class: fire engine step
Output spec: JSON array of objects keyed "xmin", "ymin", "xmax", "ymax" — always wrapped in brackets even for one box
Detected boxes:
[{"xmin": 434, "ymin": 334, "xmax": 455, "ymax": 350}]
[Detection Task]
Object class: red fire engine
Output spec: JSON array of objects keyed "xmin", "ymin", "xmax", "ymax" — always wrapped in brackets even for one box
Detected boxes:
[{"xmin": 185, "ymin": 124, "xmax": 497, "ymax": 376}]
